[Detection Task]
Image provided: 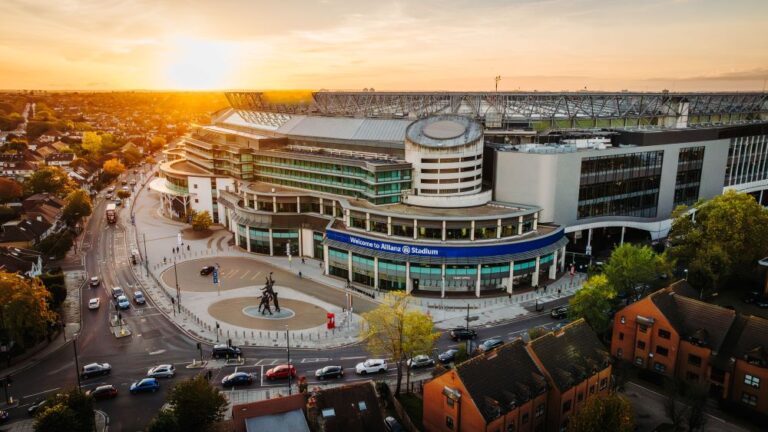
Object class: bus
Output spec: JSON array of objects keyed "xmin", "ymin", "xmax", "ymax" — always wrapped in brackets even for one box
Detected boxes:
[{"xmin": 106, "ymin": 203, "xmax": 117, "ymax": 224}]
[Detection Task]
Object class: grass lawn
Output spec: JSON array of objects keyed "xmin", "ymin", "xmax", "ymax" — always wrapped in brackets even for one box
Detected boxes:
[{"xmin": 396, "ymin": 393, "xmax": 424, "ymax": 430}]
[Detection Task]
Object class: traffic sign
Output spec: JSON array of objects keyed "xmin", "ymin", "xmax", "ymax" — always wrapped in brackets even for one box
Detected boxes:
[{"xmin": 213, "ymin": 267, "xmax": 219, "ymax": 285}]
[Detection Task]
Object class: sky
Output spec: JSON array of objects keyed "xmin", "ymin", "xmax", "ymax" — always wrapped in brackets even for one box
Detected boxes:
[{"xmin": 0, "ymin": 0, "xmax": 767, "ymax": 91}]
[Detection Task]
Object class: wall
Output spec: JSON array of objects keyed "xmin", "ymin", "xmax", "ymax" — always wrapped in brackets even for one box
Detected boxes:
[
  {"xmin": 730, "ymin": 360, "xmax": 768, "ymax": 414},
  {"xmin": 189, "ymin": 176, "xmax": 214, "ymax": 216},
  {"xmin": 423, "ymin": 369, "xmax": 486, "ymax": 432}
]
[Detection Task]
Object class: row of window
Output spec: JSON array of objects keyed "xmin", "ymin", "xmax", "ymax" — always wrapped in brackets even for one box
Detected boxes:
[
  {"xmin": 421, "ymin": 174, "xmax": 482, "ymax": 184},
  {"xmin": 422, "ymin": 155, "xmax": 480, "ymax": 164},
  {"xmin": 420, "ymin": 185, "xmax": 480, "ymax": 195},
  {"xmin": 421, "ymin": 164, "xmax": 482, "ymax": 174},
  {"xmin": 673, "ymin": 147, "xmax": 705, "ymax": 207}
]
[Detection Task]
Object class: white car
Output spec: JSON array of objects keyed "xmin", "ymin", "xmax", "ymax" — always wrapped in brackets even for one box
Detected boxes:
[
  {"xmin": 117, "ymin": 295, "xmax": 130, "ymax": 309},
  {"xmin": 88, "ymin": 298, "xmax": 100, "ymax": 310},
  {"xmin": 355, "ymin": 359, "xmax": 388, "ymax": 375},
  {"xmin": 133, "ymin": 291, "xmax": 146, "ymax": 305},
  {"xmin": 81, "ymin": 362, "xmax": 111, "ymax": 379},
  {"xmin": 89, "ymin": 276, "xmax": 100, "ymax": 287},
  {"xmin": 147, "ymin": 364, "xmax": 175, "ymax": 378}
]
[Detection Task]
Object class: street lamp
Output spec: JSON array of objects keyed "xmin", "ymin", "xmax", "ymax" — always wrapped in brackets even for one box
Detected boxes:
[
  {"xmin": 72, "ymin": 334, "xmax": 81, "ymax": 389},
  {"xmin": 173, "ymin": 257, "xmax": 181, "ymax": 314}
]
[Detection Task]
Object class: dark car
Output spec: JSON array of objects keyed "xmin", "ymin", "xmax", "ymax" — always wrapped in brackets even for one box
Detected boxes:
[
  {"xmin": 478, "ymin": 337, "xmax": 504, "ymax": 353},
  {"xmin": 550, "ymin": 306, "xmax": 569, "ymax": 319},
  {"xmin": 315, "ymin": 365, "xmax": 344, "ymax": 380},
  {"xmin": 756, "ymin": 296, "xmax": 768, "ymax": 308},
  {"xmin": 27, "ymin": 399, "xmax": 50, "ymax": 416},
  {"xmin": 86, "ymin": 385, "xmax": 118, "ymax": 400},
  {"xmin": 212, "ymin": 344, "xmax": 241, "ymax": 359},
  {"xmin": 449, "ymin": 328, "xmax": 477, "ymax": 341},
  {"xmin": 222, "ymin": 372, "xmax": 253, "ymax": 387},
  {"xmin": 438, "ymin": 348, "xmax": 459, "ymax": 364},
  {"xmin": 384, "ymin": 416, "xmax": 405, "ymax": 432},
  {"xmin": 129, "ymin": 378, "xmax": 160, "ymax": 394},
  {"xmin": 200, "ymin": 266, "xmax": 215, "ymax": 276}
]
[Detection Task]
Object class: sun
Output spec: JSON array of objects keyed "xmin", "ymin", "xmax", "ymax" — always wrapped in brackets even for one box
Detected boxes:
[{"xmin": 164, "ymin": 37, "xmax": 236, "ymax": 90}]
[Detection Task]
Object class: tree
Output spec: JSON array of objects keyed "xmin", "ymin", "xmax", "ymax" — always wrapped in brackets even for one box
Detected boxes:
[
  {"xmin": 116, "ymin": 189, "xmax": 131, "ymax": 199},
  {"xmin": 360, "ymin": 292, "xmax": 440, "ymax": 394},
  {"xmin": 0, "ymin": 177, "xmax": 23, "ymax": 203},
  {"xmin": 603, "ymin": 243, "xmax": 668, "ymax": 299},
  {"xmin": 568, "ymin": 393, "xmax": 635, "ymax": 432},
  {"xmin": 669, "ymin": 190, "xmax": 768, "ymax": 292},
  {"xmin": 34, "ymin": 388, "xmax": 95, "ymax": 432},
  {"xmin": 149, "ymin": 136, "xmax": 167, "ymax": 152},
  {"xmin": 102, "ymin": 158, "xmax": 126, "ymax": 178},
  {"xmin": 569, "ymin": 274, "xmax": 617, "ymax": 334},
  {"xmin": 527, "ymin": 326, "xmax": 548, "ymax": 340},
  {"xmin": 35, "ymin": 230, "xmax": 74, "ymax": 260},
  {"xmin": 0, "ymin": 271, "xmax": 57, "ymax": 348},
  {"xmin": 62, "ymin": 189, "xmax": 92, "ymax": 226},
  {"xmin": 147, "ymin": 375, "xmax": 227, "ymax": 432},
  {"xmin": 191, "ymin": 210, "xmax": 213, "ymax": 231},
  {"xmin": 24, "ymin": 166, "xmax": 76, "ymax": 198},
  {"xmin": 80, "ymin": 131, "xmax": 102, "ymax": 156}
]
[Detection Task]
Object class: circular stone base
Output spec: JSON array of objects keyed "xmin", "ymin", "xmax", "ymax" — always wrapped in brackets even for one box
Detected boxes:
[
  {"xmin": 208, "ymin": 297, "xmax": 328, "ymax": 330},
  {"xmin": 242, "ymin": 306, "xmax": 295, "ymax": 320}
]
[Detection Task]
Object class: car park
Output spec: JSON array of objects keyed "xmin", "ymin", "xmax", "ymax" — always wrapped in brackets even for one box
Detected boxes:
[
  {"xmin": 355, "ymin": 359, "xmax": 387, "ymax": 375},
  {"xmin": 438, "ymin": 348, "xmax": 459, "ymax": 364},
  {"xmin": 222, "ymin": 372, "xmax": 254, "ymax": 387},
  {"xmin": 117, "ymin": 295, "xmax": 130, "ymax": 309},
  {"xmin": 449, "ymin": 328, "xmax": 477, "ymax": 341},
  {"xmin": 384, "ymin": 416, "xmax": 405, "ymax": 432},
  {"xmin": 315, "ymin": 365, "xmax": 344, "ymax": 380},
  {"xmin": 212, "ymin": 344, "xmax": 241, "ymax": 359},
  {"xmin": 200, "ymin": 265, "xmax": 215, "ymax": 276},
  {"xmin": 550, "ymin": 306, "xmax": 569, "ymax": 319},
  {"xmin": 130, "ymin": 378, "xmax": 160, "ymax": 394},
  {"xmin": 478, "ymin": 337, "xmax": 504, "ymax": 353},
  {"xmin": 86, "ymin": 385, "xmax": 118, "ymax": 400},
  {"xmin": 147, "ymin": 364, "xmax": 175, "ymax": 378},
  {"xmin": 81, "ymin": 362, "xmax": 111, "ymax": 379},
  {"xmin": 88, "ymin": 298, "xmax": 100, "ymax": 310},
  {"xmin": 266, "ymin": 364, "xmax": 297, "ymax": 380},
  {"xmin": 133, "ymin": 291, "xmax": 146, "ymax": 305},
  {"xmin": 407, "ymin": 355, "xmax": 435, "ymax": 369},
  {"xmin": 89, "ymin": 276, "xmax": 100, "ymax": 287}
]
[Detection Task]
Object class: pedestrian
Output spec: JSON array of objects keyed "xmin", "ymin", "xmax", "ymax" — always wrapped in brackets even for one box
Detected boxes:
[
  {"xmin": 187, "ymin": 244, "xmax": 190, "ymax": 251},
  {"xmin": 164, "ymin": 257, "xmax": 167, "ymax": 264},
  {"xmin": 298, "ymin": 271, "xmax": 302, "ymax": 279},
  {"xmin": 301, "ymin": 257, "xmax": 305, "ymax": 264}
]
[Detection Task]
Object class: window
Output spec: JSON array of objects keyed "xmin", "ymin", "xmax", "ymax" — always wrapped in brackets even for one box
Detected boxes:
[
  {"xmin": 620, "ymin": 316, "xmax": 626, "ymax": 324},
  {"xmin": 637, "ymin": 341, "xmax": 646, "ymax": 350},
  {"xmin": 522, "ymin": 412, "xmax": 529, "ymax": 424},
  {"xmin": 618, "ymin": 332, "xmax": 624, "ymax": 341},
  {"xmin": 446, "ymin": 416, "xmax": 455, "ymax": 429},
  {"xmin": 658, "ymin": 329, "xmax": 671, "ymax": 339},
  {"xmin": 194, "ymin": 199, "xmax": 199, "ymax": 203},
  {"xmin": 686, "ymin": 372, "xmax": 699, "ymax": 381},
  {"xmin": 600, "ymin": 378, "xmax": 608, "ymax": 390},
  {"xmin": 635, "ymin": 357, "xmax": 643, "ymax": 366},
  {"xmin": 535, "ymin": 404, "xmax": 545, "ymax": 418},
  {"xmin": 562, "ymin": 400, "xmax": 572, "ymax": 413},
  {"xmin": 589, "ymin": 385, "xmax": 595, "ymax": 395},
  {"xmin": 639, "ymin": 324, "xmax": 648, "ymax": 333},
  {"xmin": 358, "ymin": 401, "xmax": 367, "ymax": 411},
  {"xmin": 654, "ymin": 362, "xmax": 666, "ymax": 373},
  {"xmin": 741, "ymin": 392, "xmax": 758, "ymax": 407},
  {"xmin": 446, "ymin": 396, "xmax": 455, "ymax": 408},
  {"xmin": 507, "ymin": 425, "xmax": 516, "ymax": 432},
  {"xmin": 688, "ymin": 354, "xmax": 702, "ymax": 367},
  {"xmin": 617, "ymin": 348, "xmax": 623, "ymax": 358},
  {"xmin": 655, "ymin": 346, "xmax": 669, "ymax": 357},
  {"xmin": 744, "ymin": 374, "xmax": 761, "ymax": 389},
  {"xmin": 193, "ymin": 184, "xmax": 198, "ymax": 189},
  {"xmin": 577, "ymin": 393, "xmax": 584, "ymax": 402},
  {"xmin": 321, "ymin": 408, "xmax": 335, "ymax": 418}
]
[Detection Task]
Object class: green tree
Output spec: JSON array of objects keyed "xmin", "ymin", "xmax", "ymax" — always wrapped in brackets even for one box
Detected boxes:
[
  {"xmin": 569, "ymin": 274, "xmax": 617, "ymax": 334},
  {"xmin": 102, "ymin": 158, "xmax": 125, "ymax": 178},
  {"xmin": 147, "ymin": 411, "xmax": 178, "ymax": 432},
  {"xmin": 0, "ymin": 177, "xmax": 24, "ymax": 202},
  {"xmin": 33, "ymin": 388, "xmax": 95, "ymax": 432},
  {"xmin": 116, "ymin": 189, "xmax": 131, "ymax": 199},
  {"xmin": 568, "ymin": 393, "xmax": 635, "ymax": 432},
  {"xmin": 62, "ymin": 189, "xmax": 92, "ymax": 226},
  {"xmin": 24, "ymin": 166, "xmax": 77, "ymax": 198},
  {"xmin": 147, "ymin": 375, "xmax": 227, "ymax": 432},
  {"xmin": 527, "ymin": 326, "xmax": 548, "ymax": 340},
  {"xmin": 80, "ymin": 131, "xmax": 102, "ymax": 156},
  {"xmin": 669, "ymin": 190, "xmax": 768, "ymax": 292},
  {"xmin": 0, "ymin": 271, "xmax": 57, "ymax": 348},
  {"xmin": 191, "ymin": 210, "xmax": 213, "ymax": 231},
  {"xmin": 35, "ymin": 230, "xmax": 74, "ymax": 260},
  {"xmin": 360, "ymin": 292, "xmax": 440, "ymax": 394},
  {"xmin": 603, "ymin": 243, "xmax": 668, "ymax": 299}
]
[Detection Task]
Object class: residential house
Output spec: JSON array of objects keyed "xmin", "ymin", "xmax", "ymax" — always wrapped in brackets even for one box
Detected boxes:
[
  {"xmin": 0, "ymin": 154, "xmax": 34, "ymax": 180},
  {"xmin": 0, "ymin": 218, "xmax": 53, "ymax": 248},
  {"xmin": 232, "ymin": 393, "xmax": 308, "ymax": 432},
  {"xmin": 35, "ymin": 145, "xmax": 56, "ymax": 159},
  {"xmin": 0, "ymin": 246, "xmax": 43, "ymax": 277},
  {"xmin": 728, "ymin": 316, "xmax": 768, "ymax": 413},
  {"xmin": 22, "ymin": 193, "xmax": 65, "ymax": 226},
  {"xmin": 45, "ymin": 152, "xmax": 76, "ymax": 167},
  {"xmin": 50, "ymin": 141, "xmax": 70, "ymax": 152}
]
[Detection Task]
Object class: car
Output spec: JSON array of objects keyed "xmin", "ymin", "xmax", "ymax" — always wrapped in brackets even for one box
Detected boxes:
[
  {"xmin": 355, "ymin": 359, "xmax": 387, "ymax": 375},
  {"xmin": 117, "ymin": 295, "xmax": 130, "ymax": 309},
  {"xmin": 147, "ymin": 364, "xmax": 176, "ymax": 378},
  {"xmin": 384, "ymin": 416, "xmax": 405, "ymax": 432},
  {"xmin": 130, "ymin": 378, "xmax": 160, "ymax": 394},
  {"xmin": 200, "ymin": 265, "xmax": 215, "ymax": 276},
  {"xmin": 266, "ymin": 364, "xmax": 297, "ymax": 380},
  {"xmin": 550, "ymin": 306, "xmax": 569, "ymax": 319},
  {"xmin": 88, "ymin": 298, "xmax": 100, "ymax": 310},
  {"xmin": 756, "ymin": 296, "xmax": 768, "ymax": 308},
  {"xmin": 438, "ymin": 348, "xmax": 459, "ymax": 364},
  {"xmin": 129, "ymin": 180, "xmax": 136, "ymax": 186},
  {"xmin": 449, "ymin": 328, "xmax": 477, "ymax": 341},
  {"xmin": 222, "ymin": 372, "xmax": 253, "ymax": 387},
  {"xmin": 115, "ymin": 198, "xmax": 122, "ymax": 207},
  {"xmin": 86, "ymin": 385, "xmax": 118, "ymax": 400},
  {"xmin": 89, "ymin": 276, "xmax": 100, "ymax": 287},
  {"xmin": 315, "ymin": 365, "xmax": 344, "ymax": 380},
  {"xmin": 478, "ymin": 337, "xmax": 504, "ymax": 353},
  {"xmin": 133, "ymin": 291, "xmax": 146, "ymax": 305},
  {"xmin": 407, "ymin": 355, "xmax": 435, "ymax": 369},
  {"xmin": 742, "ymin": 291, "xmax": 759, "ymax": 304},
  {"xmin": 0, "ymin": 409, "xmax": 8, "ymax": 423},
  {"xmin": 27, "ymin": 399, "xmax": 50, "ymax": 416},
  {"xmin": 111, "ymin": 286, "xmax": 124, "ymax": 299},
  {"xmin": 105, "ymin": 192, "xmax": 113, "ymax": 199},
  {"xmin": 211, "ymin": 344, "xmax": 241, "ymax": 359},
  {"xmin": 81, "ymin": 362, "xmax": 111, "ymax": 379}
]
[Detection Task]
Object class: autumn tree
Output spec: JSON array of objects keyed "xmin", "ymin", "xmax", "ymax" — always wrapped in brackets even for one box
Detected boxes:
[
  {"xmin": 360, "ymin": 292, "xmax": 440, "ymax": 394},
  {"xmin": 0, "ymin": 177, "xmax": 24, "ymax": 202},
  {"xmin": 80, "ymin": 131, "xmax": 102, "ymax": 156},
  {"xmin": 668, "ymin": 190, "xmax": 768, "ymax": 292},
  {"xmin": 0, "ymin": 271, "xmax": 57, "ymax": 348},
  {"xmin": 102, "ymin": 158, "xmax": 126, "ymax": 178},
  {"xmin": 568, "ymin": 393, "xmax": 635, "ymax": 432},
  {"xmin": 603, "ymin": 243, "xmax": 669, "ymax": 299},
  {"xmin": 191, "ymin": 210, "xmax": 213, "ymax": 231},
  {"xmin": 147, "ymin": 375, "xmax": 227, "ymax": 432},
  {"xmin": 116, "ymin": 189, "xmax": 131, "ymax": 199},
  {"xmin": 62, "ymin": 189, "xmax": 92, "ymax": 226},
  {"xmin": 24, "ymin": 166, "xmax": 76, "ymax": 198},
  {"xmin": 569, "ymin": 274, "xmax": 617, "ymax": 334},
  {"xmin": 33, "ymin": 388, "xmax": 95, "ymax": 432},
  {"xmin": 149, "ymin": 136, "xmax": 167, "ymax": 152}
]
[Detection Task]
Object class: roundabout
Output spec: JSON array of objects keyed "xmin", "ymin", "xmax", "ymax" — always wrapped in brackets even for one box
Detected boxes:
[{"xmin": 207, "ymin": 296, "xmax": 328, "ymax": 330}]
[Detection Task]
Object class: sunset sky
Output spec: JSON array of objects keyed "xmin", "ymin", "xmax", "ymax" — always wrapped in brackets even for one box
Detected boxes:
[{"xmin": 1, "ymin": 0, "xmax": 767, "ymax": 91}]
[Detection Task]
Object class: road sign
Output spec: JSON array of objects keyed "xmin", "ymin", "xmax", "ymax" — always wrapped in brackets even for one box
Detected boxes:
[{"xmin": 212, "ymin": 267, "xmax": 219, "ymax": 285}]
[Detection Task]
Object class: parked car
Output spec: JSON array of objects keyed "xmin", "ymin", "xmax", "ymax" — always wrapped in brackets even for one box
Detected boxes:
[
  {"xmin": 550, "ymin": 306, "xmax": 569, "ymax": 319},
  {"xmin": 438, "ymin": 348, "xmax": 459, "ymax": 364},
  {"xmin": 27, "ymin": 399, "xmax": 50, "ymax": 416},
  {"xmin": 478, "ymin": 337, "xmax": 504, "ymax": 353},
  {"xmin": 81, "ymin": 362, "xmax": 111, "ymax": 379},
  {"xmin": 130, "ymin": 378, "xmax": 160, "ymax": 394},
  {"xmin": 200, "ymin": 265, "xmax": 215, "ymax": 276},
  {"xmin": 88, "ymin": 298, "xmax": 100, "ymax": 310},
  {"xmin": 133, "ymin": 291, "xmax": 146, "ymax": 305},
  {"xmin": 449, "ymin": 328, "xmax": 477, "ymax": 341},
  {"xmin": 86, "ymin": 385, "xmax": 118, "ymax": 400},
  {"xmin": 89, "ymin": 276, "xmax": 100, "ymax": 287},
  {"xmin": 222, "ymin": 372, "xmax": 253, "ymax": 387},
  {"xmin": 355, "ymin": 359, "xmax": 387, "ymax": 375},
  {"xmin": 117, "ymin": 295, "xmax": 130, "ymax": 310},
  {"xmin": 0, "ymin": 409, "xmax": 8, "ymax": 423},
  {"xmin": 315, "ymin": 365, "xmax": 344, "ymax": 380},
  {"xmin": 384, "ymin": 416, "xmax": 405, "ymax": 432},
  {"xmin": 266, "ymin": 364, "xmax": 297, "ymax": 380},
  {"xmin": 147, "ymin": 364, "xmax": 175, "ymax": 378},
  {"xmin": 211, "ymin": 344, "xmax": 241, "ymax": 359},
  {"xmin": 407, "ymin": 355, "xmax": 435, "ymax": 369}
]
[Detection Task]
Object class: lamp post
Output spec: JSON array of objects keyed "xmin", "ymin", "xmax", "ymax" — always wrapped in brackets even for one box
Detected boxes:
[
  {"xmin": 72, "ymin": 334, "xmax": 81, "ymax": 389},
  {"xmin": 286, "ymin": 325, "xmax": 292, "ymax": 395},
  {"xmin": 173, "ymin": 258, "xmax": 181, "ymax": 314}
]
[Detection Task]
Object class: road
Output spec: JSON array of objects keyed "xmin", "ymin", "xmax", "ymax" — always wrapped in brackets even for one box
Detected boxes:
[{"xmin": 2, "ymin": 176, "xmax": 567, "ymax": 431}]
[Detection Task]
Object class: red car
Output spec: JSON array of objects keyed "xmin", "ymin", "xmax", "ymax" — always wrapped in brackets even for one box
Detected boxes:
[
  {"xmin": 266, "ymin": 364, "xmax": 297, "ymax": 380},
  {"xmin": 86, "ymin": 385, "xmax": 118, "ymax": 400}
]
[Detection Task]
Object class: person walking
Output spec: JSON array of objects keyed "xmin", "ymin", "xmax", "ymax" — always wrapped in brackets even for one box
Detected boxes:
[{"xmin": 298, "ymin": 271, "xmax": 302, "ymax": 279}]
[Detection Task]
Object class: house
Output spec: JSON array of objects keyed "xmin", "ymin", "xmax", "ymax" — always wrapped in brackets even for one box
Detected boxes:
[
  {"xmin": 527, "ymin": 319, "xmax": 613, "ymax": 432},
  {"xmin": 728, "ymin": 316, "xmax": 768, "ymax": 413},
  {"xmin": 50, "ymin": 141, "xmax": 70, "ymax": 152},
  {"xmin": 0, "ymin": 154, "xmax": 35, "ymax": 180},
  {"xmin": 45, "ymin": 152, "xmax": 76, "ymax": 167},
  {"xmin": 22, "ymin": 193, "xmax": 65, "ymax": 226},
  {"xmin": 232, "ymin": 393, "xmax": 309, "ymax": 432},
  {"xmin": 0, "ymin": 217, "xmax": 53, "ymax": 248},
  {"xmin": 0, "ymin": 246, "xmax": 43, "ymax": 277},
  {"xmin": 306, "ymin": 381, "xmax": 387, "ymax": 432},
  {"xmin": 35, "ymin": 145, "xmax": 56, "ymax": 158},
  {"xmin": 423, "ymin": 339, "xmax": 549, "ymax": 432}
]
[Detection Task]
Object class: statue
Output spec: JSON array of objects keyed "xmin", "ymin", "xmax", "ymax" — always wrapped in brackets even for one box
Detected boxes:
[{"xmin": 258, "ymin": 276, "xmax": 279, "ymax": 315}]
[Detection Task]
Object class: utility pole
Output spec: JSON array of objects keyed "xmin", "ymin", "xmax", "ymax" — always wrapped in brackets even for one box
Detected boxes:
[
  {"xmin": 143, "ymin": 233, "xmax": 149, "ymax": 277},
  {"xmin": 286, "ymin": 326, "xmax": 292, "ymax": 395},
  {"xmin": 73, "ymin": 337, "xmax": 81, "ymax": 389},
  {"xmin": 465, "ymin": 304, "xmax": 471, "ymax": 355},
  {"xmin": 495, "ymin": 75, "xmax": 501, "ymax": 92},
  {"xmin": 173, "ymin": 258, "xmax": 181, "ymax": 314}
]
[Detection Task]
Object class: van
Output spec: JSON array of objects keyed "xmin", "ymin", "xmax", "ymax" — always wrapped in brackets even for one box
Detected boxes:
[{"xmin": 111, "ymin": 286, "xmax": 124, "ymax": 299}]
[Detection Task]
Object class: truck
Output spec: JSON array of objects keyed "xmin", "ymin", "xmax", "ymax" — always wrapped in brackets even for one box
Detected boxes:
[{"xmin": 106, "ymin": 203, "xmax": 117, "ymax": 224}]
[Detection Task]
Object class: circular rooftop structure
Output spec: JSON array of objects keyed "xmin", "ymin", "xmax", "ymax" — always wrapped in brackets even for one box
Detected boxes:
[{"xmin": 406, "ymin": 114, "xmax": 483, "ymax": 148}]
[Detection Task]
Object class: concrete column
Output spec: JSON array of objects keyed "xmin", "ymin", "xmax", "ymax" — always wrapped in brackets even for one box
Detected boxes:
[
  {"xmin": 517, "ymin": 216, "xmax": 523, "ymax": 235},
  {"xmin": 620, "ymin": 226, "xmax": 626, "ymax": 245},
  {"xmin": 347, "ymin": 251, "xmax": 353, "ymax": 282},
  {"xmin": 272, "ymin": 196, "xmax": 277, "ymax": 213},
  {"xmin": 297, "ymin": 229, "xmax": 303, "ymax": 257},
  {"xmin": 560, "ymin": 245, "xmax": 566, "ymax": 273},
  {"xmin": 365, "ymin": 213, "xmax": 371, "ymax": 231},
  {"xmin": 374, "ymin": 257, "xmax": 379, "ymax": 289},
  {"xmin": 442, "ymin": 220, "xmax": 446, "ymax": 241},
  {"xmin": 246, "ymin": 226, "xmax": 252, "ymax": 252},
  {"xmin": 470, "ymin": 220, "xmax": 475, "ymax": 241},
  {"xmin": 323, "ymin": 244, "xmax": 329, "ymax": 275},
  {"xmin": 533, "ymin": 213, "xmax": 538, "ymax": 231},
  {"xmin": 532, "ymin": 256, "xmax": 541, "ymax": 286},
  {"xmin": 496, "ymin": 218, "xmax": 502, "ymax": 239},
  {"xmin": 441, "ymin": 264, "xmax": 446, "ymax": 298},
  {"xmin": 507, "ymin": 261, "xmax": 514, "ymax": 294},
  {"xmin": 549, "ymin": 250, "xmax": 557, "ymax": 280},
  {"xmin": 234, "ymin": 225, "xmax": 240, "ymax": 247},
  {"xmin": 413, "ymin": 219, "xmax": 418, "ymax": 240},
  {"xmin": 268, "ymin": 228, "xmax": 274, "ymax": 256},
  {"xmin": 296, "ymin": 196, "xmax": 301, "ymax": 213},
  {"xmin": 475, "ymin": 264, "xmax": 482, "ymax": 298},
  {"xmin": 319, "ymin": 198, "xmax": 324, "ymax": 215},
  {"xmin": 387, "ymin": 216, "xmax": 392, "ymax": 236},
  {"xmin": 406, "ymin": 261, "xmax": 412, "ymax": 294},
  {"xmin": 586, "ymin": 228, "xmax": 593, "ymax": 255}
]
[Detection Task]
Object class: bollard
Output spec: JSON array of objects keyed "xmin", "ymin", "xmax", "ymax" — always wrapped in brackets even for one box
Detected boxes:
[
  {"xmin": 227, "ymin": 329, "xmax": 229, "ymax": 337},
  {"xmin": 301, "ymin": 333, "xmax": 303, "ymax": 340},
  {"xmin": 251, "ymin": 331, "xmax": 254, "ymax": 338},
  {"xmin": 259, "ymin": 331, "xmax": 262, "ymax": 338}
]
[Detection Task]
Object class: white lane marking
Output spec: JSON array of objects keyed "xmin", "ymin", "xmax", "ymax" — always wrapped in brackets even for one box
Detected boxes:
[
  {"xmin": 339, "ymin": 356, "xmax": 366, "ymax": 360},
  {"xmin": 240, "ymin": 270, "xmax": 251, "ymax": 279},
  {"xmin": 149, "ymin": 349, "xmax": 166, "ymax": 355},
  {"xmin": 23, "ymin": 387, "xmax": 61, "ymax": 399},
  {"xmin": 260, "ymin": 365, "xmax": 264, "ymax": 387},
  {"xmin": 300, "ymin": 358, "xmax": 330, "ymax": 363}
]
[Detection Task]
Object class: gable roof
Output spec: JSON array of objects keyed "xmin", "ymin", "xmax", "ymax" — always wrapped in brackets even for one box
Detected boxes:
[
  {"xmin": 731, "ymin": 315, "xmax": 768, "ymax": 368},
  {"xmin": 528, "ymin": 319, "xmax": 611, "ymax": 392},
  {"xmin": 455, "ymin": 338, "xmax": 548, "ymax": 423},
  {"xmin": 0, "ymin": 246, "xmax": 41, "ymax": 275},
  {"xmin": 309, "ymin": 381, "xmax": 386, "ymax": 432},
  {"xmin": 231, "ymin": 393, "xmax": 306, "ymax": 432}
]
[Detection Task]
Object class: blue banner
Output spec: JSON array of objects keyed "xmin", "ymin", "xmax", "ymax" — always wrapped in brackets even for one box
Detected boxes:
[{"xmin": 325, "ymin": 228, "xmax": 564, "ymax": 259}]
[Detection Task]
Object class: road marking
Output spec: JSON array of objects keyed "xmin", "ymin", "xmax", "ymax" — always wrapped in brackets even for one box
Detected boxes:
[
  {"xmin": 149, "ymin": 349, "xmax": 166, "ymax": 355},
  {"xmin": 23, "ymin": 387, "xmax": 61, "ymax": 399},
  {"xmin": 300, "ymin": 358, "xmax": 330, "ymax": 363},
  {"xmin": 254, "ymin": 359, "xmax": 280, "ymax": 366},
  {"xmin": 260, "ymin": 365, "xmax": 264, "ymax": 387},
  {"xmin": 240, "ymin": 270, "xmax": 251, "ymax": 279},
  {"xmin": 339, "ymin": 356, "xmax": 366, "ymax": 360}
]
